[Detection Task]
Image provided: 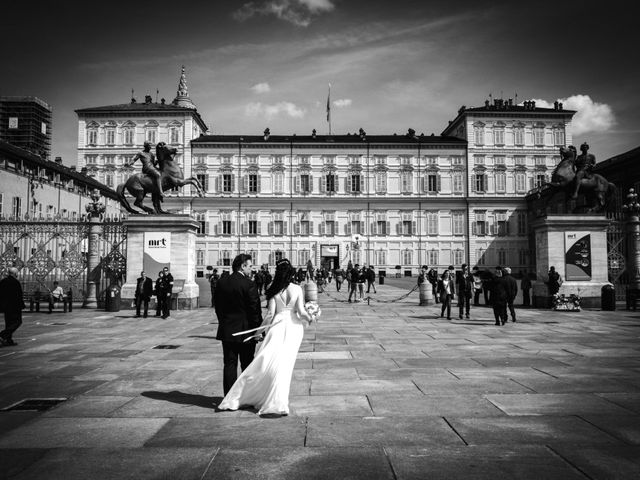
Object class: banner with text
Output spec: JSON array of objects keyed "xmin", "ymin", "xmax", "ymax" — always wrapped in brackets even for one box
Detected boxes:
[
  {"xmin": 143, "ymin": 232, "xmax": 171, "ymax": 276},
  {"xmin": 564, "ymin": 231, "xmax": 591, "ymax": 281}
]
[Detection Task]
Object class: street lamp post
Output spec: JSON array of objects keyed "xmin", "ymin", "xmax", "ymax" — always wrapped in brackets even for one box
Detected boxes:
[{"xmin": 84, "ymin": 189, "xmax": 105, "ymax": 308}]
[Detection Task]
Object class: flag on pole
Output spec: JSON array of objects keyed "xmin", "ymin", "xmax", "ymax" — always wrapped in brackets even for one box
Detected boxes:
[{"xmin": 326, "ymin": 83, "xmax": 331, "ymax": 122}]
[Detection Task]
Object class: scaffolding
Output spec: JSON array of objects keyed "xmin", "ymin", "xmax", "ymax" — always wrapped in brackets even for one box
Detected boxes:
[{"xmin": 0, "ymin": 96, "xmax": 52, "ymax": 160}]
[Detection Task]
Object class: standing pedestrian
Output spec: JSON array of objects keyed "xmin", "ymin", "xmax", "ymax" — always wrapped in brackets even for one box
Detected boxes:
[
  {"xmin": 472, "ymin": 266, "xmax": 483, "ymax": 306},
  {"xmin": 334, "ymin": 266, "xmax": 345, "ymax": 292},
  {"xmin": 366, "ymin": 266, "xmax": 377, "ymax": 294},
  {"xmin": 209, "ymin": 269, "xmax": 220, "ymax": 307},
  {"xmin": 254, "ymin": 269, "xmax": 264, "ymax": 295},
  {"xmin": 214, "ymin": 253, "xmax": 263, "ymax": 395},
  {"xmin": 456, "ymin": 264, "xmax": 473, "ymax": 319},
  {"xmin": 0, "ymin": 267, "xmax": 25, "ymax": 347},
  {"xmin": 135, "ymin": 270, "xmax": 153, "ymax": 318},
  {"xmin": 547, "ymin": 266, "xmax": 562, "ymax": 296},
  {"xmin": 160, "ymin": 266, "xmax": 174, "ymax": 319},
  {"xmin": 490, "ymin": 267, "xmax": 508, "ymax": 326},
  {"xmin": 427, "ymin": 267, "xmax": 439, "ymax": 303},
  {"xmin": 503, "ymin": 267, "xmax": 518, "ymax": 322},
  {"xmin": 357, "ymin": 266, "xmax": 366, "ymax": 300},
  {"xmin": 154, "ymin": 271, "xmax": 165, "ymax": 317},
  {"xmin": 438, "ymin": 270, "xmax": 455, "ymax": 320},
  {"xmin": 348, "ymin": 264, "xmax": 359, "ymax": 302},
  {"xmin": 521, "ymin": 271, "xmax": 531, "ymax": 307}
]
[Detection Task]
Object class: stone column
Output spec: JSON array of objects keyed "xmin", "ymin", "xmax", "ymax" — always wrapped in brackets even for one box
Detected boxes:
[
  {"xmin": 83, "ymin": 189, "xmax": 105, "ymax": 308},
  {"xmin": 623, "ymin": 189, "xmax": 640, "ymax": 293}
]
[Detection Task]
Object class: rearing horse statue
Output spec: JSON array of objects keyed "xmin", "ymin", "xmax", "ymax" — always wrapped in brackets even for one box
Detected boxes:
[
  {"xmin": 549, "ymin": 145, "xmax": 615, "ymax": 212},
  {"xmin": 116, "ymin": 142, "xmax": 204, "ymax": 214}
]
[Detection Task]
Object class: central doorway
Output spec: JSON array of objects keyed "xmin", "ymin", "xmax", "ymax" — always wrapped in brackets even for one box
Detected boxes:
[{"xmin": 320, "ymin": 244, "xmax": 339, "ymax": 270}]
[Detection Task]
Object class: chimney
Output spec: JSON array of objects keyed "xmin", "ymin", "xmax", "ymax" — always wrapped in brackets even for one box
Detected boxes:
[
  {"xmin": 54, "ymin": 156, "xmax": 62, "ymax": 164},
  {"xmin": 559, "ymin": 102, "xmax": 563, "ymax": 110},
  {"xmin": 70, "ymin": 166, "xmax": 76, "ymax": 171}
]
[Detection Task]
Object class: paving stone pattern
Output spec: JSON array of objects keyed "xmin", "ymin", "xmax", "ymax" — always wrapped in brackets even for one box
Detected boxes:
[{"xmin": 1, "ymin": 280, "xmax": 640, "ymax": 479}]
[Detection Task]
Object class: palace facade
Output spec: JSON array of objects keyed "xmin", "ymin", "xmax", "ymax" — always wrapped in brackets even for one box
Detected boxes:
[{"xmin": 75, "ymin": 68, "xmax": 575, "ymax": 277}]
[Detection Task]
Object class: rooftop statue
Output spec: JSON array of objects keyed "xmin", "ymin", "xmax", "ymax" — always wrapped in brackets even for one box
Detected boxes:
[
  {"xmin": 547, "ymin": 143, "xmax": 615, "ymax": 213},
  {"xmin": 116, "ymin": 142, "xmax": 204, "ymax": 214}
]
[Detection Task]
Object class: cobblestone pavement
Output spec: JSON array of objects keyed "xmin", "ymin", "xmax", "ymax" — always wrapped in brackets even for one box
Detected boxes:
[{"xmin": 1, "ymin": 281, "xmax": 639, "ymax": 479}]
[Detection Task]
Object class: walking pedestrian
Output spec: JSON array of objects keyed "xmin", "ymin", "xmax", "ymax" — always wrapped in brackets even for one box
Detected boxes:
[
  {"xmin": 254, "ymin": 269, "xmax": 264, "ymax": 295},
  {"xmin": 438, "ymin": 270, "xmax": 455, "ymax": 320},
  {"xmin": 366, "ymin": 266, "xmax": 377, "ymax": 294},
  {"xmin": 490, "ymin": 267, "xmax": 508, "ymax": 326},
  {"xmin": 357, "ymin": 266, "xmax": 366, "ymax": 300},
  {"xmin": 521, "ymin": 271, "xmax": 531, "ymax": 307},
  {"xmin": 456, "ymin": 264, "xmax": 473, "ymax": 319},
  {"xmin": 348, "ymin": 264, "xmax": 359, "ymax": 302},
  {"xmin": 334, "ymin": 266, "xmax": 345, "ymax": 292},
  {"xmin": 503, "ymin": 267, "xmax": 518, "ymax": 322},
  {"xmin": 0, "ymin": 267, "xmax": 25, "ymax": 347},
  {"xmin": 472, "ymin": 266, "xmax": 483, "ymax": 306},
  {"xmin": 427, "ymin": 267, "xmax": 439, "ymax": 303}
]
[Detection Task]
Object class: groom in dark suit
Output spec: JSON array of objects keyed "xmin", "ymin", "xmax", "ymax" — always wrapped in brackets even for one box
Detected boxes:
[{"xmin": 215, "ymin": 254, "xmax": 263, "ymax": 395}]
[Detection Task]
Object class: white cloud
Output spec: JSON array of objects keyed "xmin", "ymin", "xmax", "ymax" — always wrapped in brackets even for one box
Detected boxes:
[
  {"xmin": 245, "ymin": 101, "xmax": 306, "ymax": 119},
  {"xmin": 531, "ymin": 94, "xmax": 616, "ymax": 136},
  {"xmin": 250, "ymin": 82, "xmax": 271, "ymax": 94},
  {"xmin": 233, "ymin": 0, "xmax": 335, "ymax": 27},
  {"xmin": 333, "ymin": 98, "xmax": 352, "ymax": 108}
]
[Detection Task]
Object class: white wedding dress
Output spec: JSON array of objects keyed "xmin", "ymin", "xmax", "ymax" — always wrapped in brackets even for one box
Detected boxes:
[{"xmin": 218, "ymin": 283, "xmax": 309, "ymax": 416}]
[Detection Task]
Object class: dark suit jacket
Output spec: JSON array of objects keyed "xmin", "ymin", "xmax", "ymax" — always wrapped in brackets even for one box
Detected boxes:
[
  {"xmin": 456, "ymin": 273, "xmax": 473, "ymax": 298},
  {"xmin": 490, "ymin": 276, "xmax": 509, "ymax": 306},
  {"xmin": 135, "ymin": 277, "xmax": 154, "ymax": 300},
  {"xmin": 0, "ymin": 276, "xmax": 25, "ymax": 313},
  {"xmin": 503, "ymin": 274, "xmax": 518, "ymax": 301},
  {"xmin": 215, "ymin": 271, "xmax": 263, "ymax": 342}
]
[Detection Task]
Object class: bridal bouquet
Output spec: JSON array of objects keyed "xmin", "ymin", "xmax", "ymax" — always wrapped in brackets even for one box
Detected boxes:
[{"xmin": 304, "ymin": 301, "xmax": 322, "ymax": 323}]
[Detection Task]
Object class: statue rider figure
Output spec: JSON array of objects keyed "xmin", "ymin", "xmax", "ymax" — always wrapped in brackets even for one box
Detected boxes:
[
  {"xmin": 127, "ymin": 141, "xmax": 164, "ymax": 199},
  {"xmin": 573, "ymin": 142, "xmax": 596, "ymax": 199}
]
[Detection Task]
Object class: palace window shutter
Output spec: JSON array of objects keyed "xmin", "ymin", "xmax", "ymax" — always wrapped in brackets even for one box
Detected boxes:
[
  {"xmin": 396, "ymin": 222, "xmax": 402, "ymax": 235},
  {"xmin": 371, "ymin": 222, "xmax": 377, "ymax": 235},
  {"xmin": 268, "ymin": 252, "xmax": 274, "ymax": 265},
  {"xmin": 321, "ymin": 175, "xmax": 326, "ymax": 193},
  {"xmin": 231, "ymin": 222, "xmax": 236, "ymax": 235},
  {"xmin": 385, "ymin": 221, "xmax": 390, "ymax": 236},
  {"xmin": 309, "ymin": 221, "xmax": 314, "ymax": 235},
  {"xmin": 295, "ymin": 175, "xmax": 300, "ymax": 193},
  {"xmin": 256, "ymin": 176, "xmax": 261, "ymax": 193},
  {"xmin": 346, "ymin": 222, "xmax": 352, "ymax": 235},
  {"xmin": 242, "ymin": 175, "xmax": 248, "ymax": 193},
  {"xmin": 231, "ymin": 175, "xmax": 235, "ymax": 193},
  {"xmin": 242, "ymin": 222, "xmax": 247, "ymax": 235},
  {"xmin": 472, "ymin": 222, "xmax": 477, "ymax": 235},
  {"xmin": 257, "ymin": 222, "xmax": 262, "ymax": 235},
  {"xmin": 308, "ymin": 175, "xmax": 313, "ymax": 193},
  {"xmin": 268, "ymin": 222, "xmax": 273, "ymax": 235},
  {"xmin": 471, "ymin": 176, "xmax": 476, "ymax": 192},
  {"xmin": 320, "ymin": 222, "xmax": 325, "ymax": 235},
  {"xmin": 205, "ymin": 221, "xmax": 210, "ymax": 235},
  {"xmin": 215, "ymin": 223, "xmax": 220, "ymax": 235},
  {"xmin": 346, "ymin": 176, "xmax": 352, "ymax": 193},
  {"xmin": 412, "ymin": 221, "xmax": 417, "ymax": 235},
  {"xmin": 294, "ymin": 222, "xmax": 300, "ymax": 235},
  {"xmin": 436, "ymin": 174, "xmax": 442, "ymax": 192},
  {"xmin": 283, "ymin": 222, "xmax": 288, "ymax": 235},
  {"xmin": 359, "ymin": 175, "xmax": 363, "ymax": 193},
  {"xmin": 216, "ymin": 175, "xmax": 221, "ymax": 193}
]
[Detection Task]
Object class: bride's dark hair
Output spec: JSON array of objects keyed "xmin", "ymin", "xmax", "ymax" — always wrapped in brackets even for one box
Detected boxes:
[{"xmin": 265, "ymin": 259, "xmax": 296, "ymax": 301}]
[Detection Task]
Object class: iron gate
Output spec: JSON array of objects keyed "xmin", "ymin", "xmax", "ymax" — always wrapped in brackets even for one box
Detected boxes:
[
  {"xmin": 0, "ymin": 214, "xmax": 127, "ymax": 307},
  {"xmin": 606, "ymin": 215, "xmax": 627, "ymax": 301}
]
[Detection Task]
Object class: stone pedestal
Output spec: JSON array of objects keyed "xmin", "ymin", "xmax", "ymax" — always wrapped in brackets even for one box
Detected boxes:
[
  {"xmin": 532, "ymin": 215, "xmax": 611, "ymax": 309},
  {"xmin": 121, "ymin": 215, "xmax": 200, "ymax": 310}
]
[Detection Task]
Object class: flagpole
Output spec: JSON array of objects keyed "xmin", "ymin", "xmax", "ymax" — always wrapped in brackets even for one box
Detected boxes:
[{"xmin": 327, "ymin": 83, "xmax": 332, "ymax": 136}]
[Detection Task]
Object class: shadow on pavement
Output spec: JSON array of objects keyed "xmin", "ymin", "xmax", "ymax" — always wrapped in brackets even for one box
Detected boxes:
[{"xmin": 141, "ymin": 390, "xmax": 221, "ymax": 409}]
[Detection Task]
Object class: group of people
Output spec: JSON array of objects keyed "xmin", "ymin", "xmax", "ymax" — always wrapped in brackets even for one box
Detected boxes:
[
  {"xmin": 419, "ymin": 264, "xmax": 526, "ymax": 326},
  {"xmin": 213, "ymin": 254, "xmax": 316, "ymax": 416},
  {"xmin": 134, "ymin": 267, "xmax": 174, "ymax": 318}
]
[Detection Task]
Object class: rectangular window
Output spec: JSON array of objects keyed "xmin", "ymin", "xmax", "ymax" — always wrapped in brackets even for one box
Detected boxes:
[
  {"xmin": 495, "ymin": 172, "xmax": 506, "ymax": 193},
  {"xmin": 514, "ymin": 128, "xmax": 524, "ymax": 146},
  {"xmin": 474, "ymin": 126, "xmax": 484, "ymax": 145},
  {"xmin": 534, "ymin": 156, "xmax": 546, "ymax": 166},
  {"xmin": 402, "ymin": 220, "xmax": 412, "ymax": 235},
  {"xmin": 197, "ymin": 250, "xmax": 205, "ymax": 266},
  {"xmin": 300, "ymin": 221, "xmax": 310, "ymax": 235},
  {"xmin": 426, "ymin": 212, "xmax": 438, "ymax": 235},
  {"xmin": 517, "ymin": 212, "xmax": 527, "ymax": 235},
  {"xmin": 87, "ymin": 130, "xmax": 97, "ymax": 145},
  {"xmin": 519, "ymin": 249, "xmax": 528, "ymax": 265},
  {"xmin": 474, "ymin": 155, "xmax": 485, "ymax": 165},
  {"xmin": 453, "ymin": 250, "xmax": 464, "ymax": 266},
  {"xmin": 326, "ymin": 174, "xmax": 336, "ymax": 192},
  {"xmin": 106, "ymin": 174, "xmax": 114, "ymax": 188},
  {"xmin": 248, "ymin": 220, "xmax": 258, "ymax": 235},
  {"xmin": 299, "ymin": 250, "xmax": 310, "ymax": 265},
  {"xmin": 248, "ymin": 174, "xmax": 258, "ymax": 193},
  {"xmin": 452, "ymin": 211, "xmax": 464, "ymax": 235},
  {"xmin": 474, "ymin": 212, "xmax": 487, "ymax": 236},
  {"xmin": 402, "ymin": 250, "xmax": 412, "ymax": 265},
  {"xmin": 496, "ymin": 213, "xmax": 509, "ymax": 236},
  {"xmin": 273, "ymin": 172, "xmax": 284, "ymax": 194},
  {"xmin": 351, "ymin": 175, "xmax": 361, "ymax": 192},
  {"xmin": 535, "ymin": 174, "xmax": 546, "ymax": 188},
  {"xmin": 12, "ymin": 196, "xmax": 21, "ymax": 217},
  {"xmin": 196, "ymin": 174, "xmax": 208, "ymax": 191},
  {"xmin": 494, "ymin": 156, "xmax": 505, "ymax": 165},
  {"xmin": 376, "ymin": 173, "xmax": 387, "ymax": 193},
  {"xmin": 146, "ymin": 130, "xmax": 157, "ymax": 144},
  {"xmin": 376, "ymin": 221, "xmax": 387, "ymax": 235},
  {"xmin": 515, "ymin": 173, "xmax": 526, "ymax": 193},
  {"xmin": 554, "ymin": 129, "xmax": 565, "ymax": 146},
  {"xmin": 274, "ymin": 220, "xmax": 284, "ymax": 235},
  {"xmin": 170, "ymin": 127, "xmax": 180, "ymax": 144},
  {"xmin": 106, "ymin": 129, "xmax": 115, "ymax": 145},
  {"xmin": 222, "ymin": 251, "xmax": 231, "ymax": 266},
  {"xmin": 515, "ymin": 155, "xmax": 526, "ymax": 166},
  {"xmin": 476, "ymin": 249, "xmax": 486, "ymax": 266},
  {"xmin": 376, "ymin": 250, "xmax": 386, "ymax": 265},
  {"xmin": 474, "ymin": 174, "xmax": 487, "ymax": 192},
  {"xmin": 493, "ymin": 128, "xmax": 504, "ymax": 146},
  {"xmin": 426, "ymin": 174, "xmax": 438, "ymax": 193},
  {"xmin": 325, "ymin": 221, "xmax": 335, "ymax": 236},
  {"xmin": 534, "ymin": 127, "xmax": 544, "ymax": 146},
  {"xmin": 300, "ymin": 174, "xmax": 310, "ymax": 193},
  {"xmin": 428, "ymin": 250, "xmax": 438, "ymax": 266},
  {"xmin": 453, "ymin": 172, "xmax": 464, "ymax": 193},
  {"xmin": 451, "ymin": 156, "xmax": 463, "ymax": 166},
  {"xmin": 351, "ymin": 221, "xmax": 361, "ymax": 234},
  {"xmin": 222, "ymin": 220, "xmax": 232, "ymax": 235},
  {"xmin": 124, "ymin": 129, "xmax": 134, "ymax": 145},
  {"xmin": 223, "ymin": 174, "xmax": 233, "ymax": 193},
  {"xmin": 498, "ymin": 249, "xmax": 507, "ymax": 266}
]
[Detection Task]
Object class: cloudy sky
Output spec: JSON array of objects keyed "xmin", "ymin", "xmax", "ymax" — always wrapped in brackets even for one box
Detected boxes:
[{"xmin": 1, "ymin": 0, "xmax": 636, "ymax": 164}]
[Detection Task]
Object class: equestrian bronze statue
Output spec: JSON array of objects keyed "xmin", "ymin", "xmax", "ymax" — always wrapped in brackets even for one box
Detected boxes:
[
  {"xmin": 116, "ymin": 142, "xmax": 204, "ymax": 214},
  {"xmin": 548, "ymin": 143, "xmax": 615, "ymax": 212}
]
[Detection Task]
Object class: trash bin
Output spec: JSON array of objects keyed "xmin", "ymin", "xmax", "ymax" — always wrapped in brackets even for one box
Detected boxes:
[
  {"xmin": 379, "ymin": 276, "xmax": 384, "ymax": 285},
  {"xmin": 105, "ymin": 284, "xmax": 121, "ymax": 312},
  {"xmin": 601, "ymin": 284, "xmax": 615, "ymax": 311}
]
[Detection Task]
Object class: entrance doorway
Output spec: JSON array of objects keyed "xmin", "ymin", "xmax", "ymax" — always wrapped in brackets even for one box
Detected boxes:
[{"xmin": 320, "ymin": 244, "xmax": 339, "ymax": 271}]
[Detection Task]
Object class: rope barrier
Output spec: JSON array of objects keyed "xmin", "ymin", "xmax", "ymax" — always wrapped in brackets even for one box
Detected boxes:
[{"xmin": 319, "ymin": 283, "xmax": 420, "ymax": 304}]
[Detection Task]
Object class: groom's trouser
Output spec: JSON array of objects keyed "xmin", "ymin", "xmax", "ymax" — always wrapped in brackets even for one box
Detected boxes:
[{"xmin": 222, "ymin": 340, "xmax": 257, "ymax": 395}]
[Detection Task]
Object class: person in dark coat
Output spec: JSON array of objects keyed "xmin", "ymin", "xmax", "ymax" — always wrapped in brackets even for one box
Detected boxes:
[
  {"xmin": 209, "ymin": 269, "xmax": 220, "ymax": 307},
  {"xmin": 503, "ymin": 267, "xmax": 518, "ymax": 322},
  {"xmin": 427, "ymin": 267, "xmax": 439, "ymax": 303},
  {"xmin": 334, "ymin": 266, "xmax": 345, "ymax": 291},
  {"xmin": 134, "ymin": 270, "xmax": 154, "ymax": 318},
  {"xmin": 456, "ymin": 264, "xmax": 473, "ymax": 319},
  {"xmin": 547, "ymin": 266, "xmax": 562, "ymax": 296},
  {"xmin": 159, "ymin": 267, "xmax": 174, "ymax": 319},
  {"xmin": 366, "ymin": 266, "xmax": 377, "ymax": 294},
  {"xmin": 154, "ymin": 271, "xmax": 165, "ymax": 317},
  {"xmin": 214, "ymin": 253, "xmax": 263, "ymax": 395},
  {"xmin": 0, "ymin": 267, "xmax": 25, "ymax": 346},
  {"xmin": 520, "ymin": 271, "xmax": 532, "ymax": 307},
  {"xmin": 490, "ymin": 267, "xmax": 508, "ymax": 326}
]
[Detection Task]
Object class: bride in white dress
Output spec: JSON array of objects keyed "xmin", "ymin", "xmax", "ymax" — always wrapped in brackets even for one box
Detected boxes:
[{"xmin": 218, "ymin": 259, "xmax": 313, "ymax": 416}]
